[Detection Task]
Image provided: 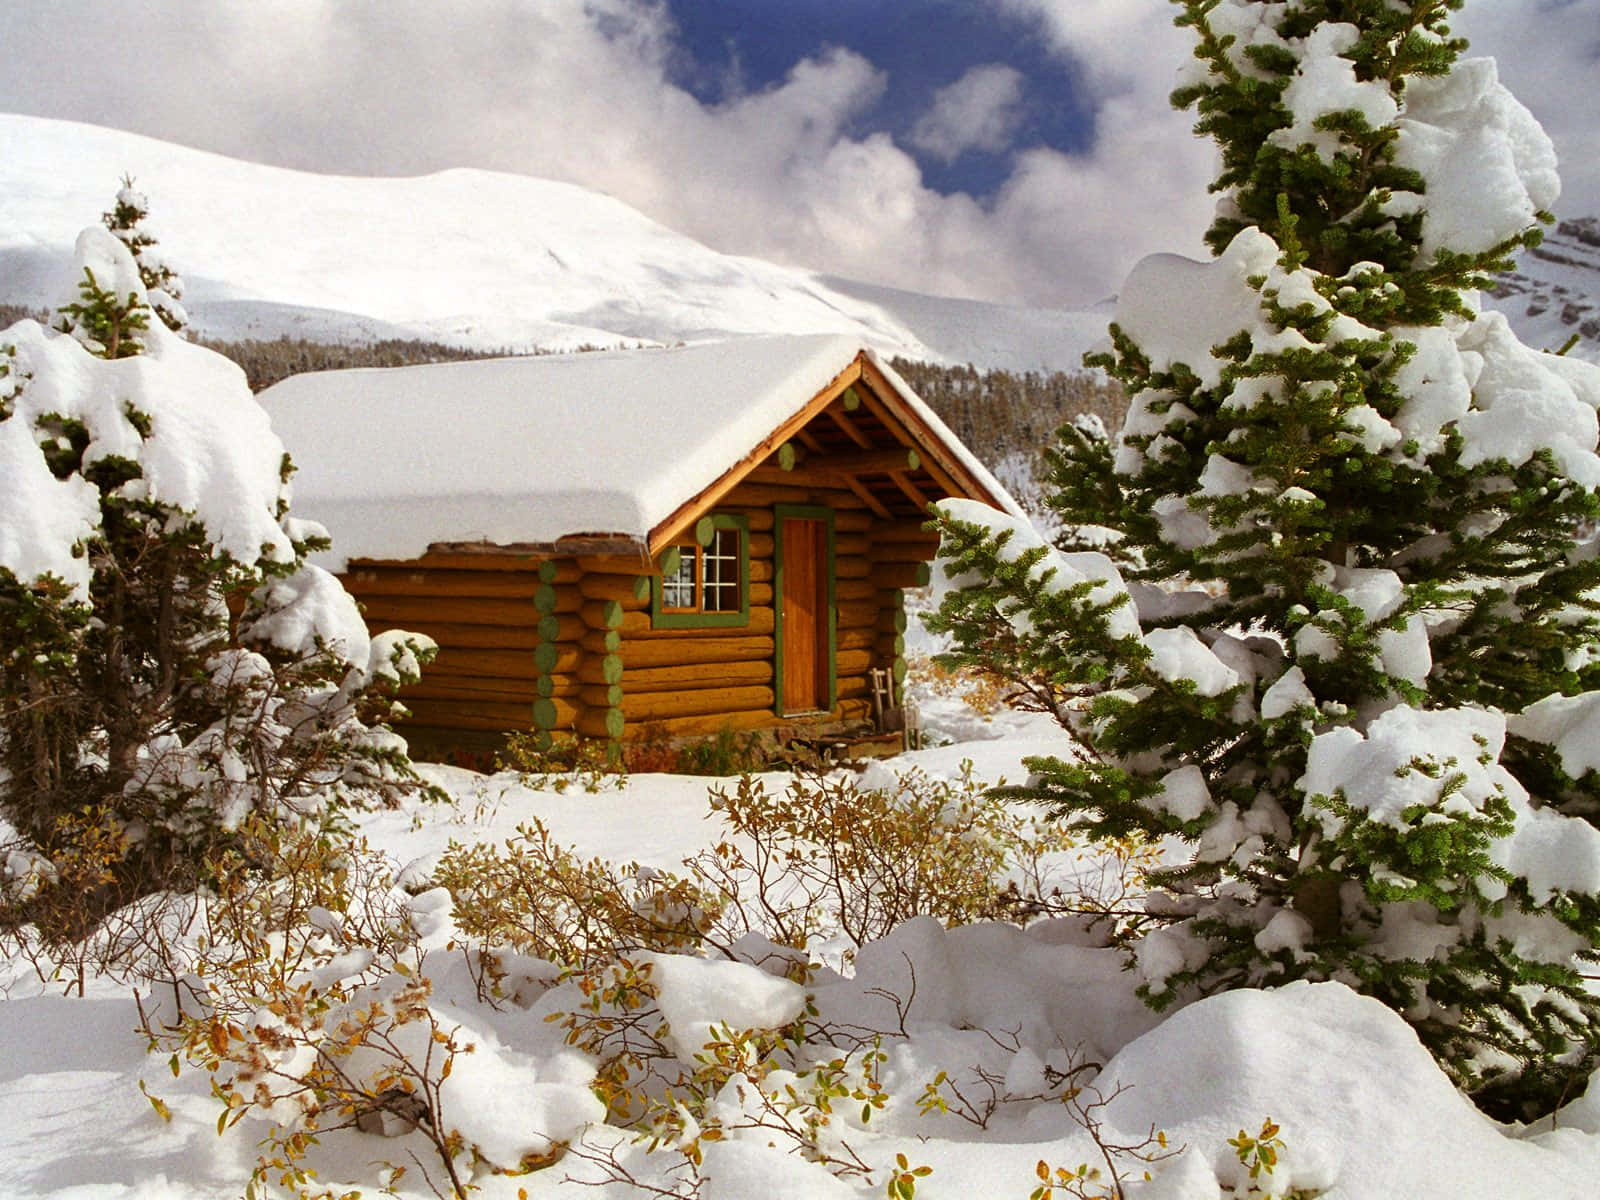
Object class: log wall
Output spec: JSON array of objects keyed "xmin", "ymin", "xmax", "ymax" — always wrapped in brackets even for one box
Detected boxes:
[{"xmin": 340, "ymin": 399, "xmax": 948, "ymax": 757}]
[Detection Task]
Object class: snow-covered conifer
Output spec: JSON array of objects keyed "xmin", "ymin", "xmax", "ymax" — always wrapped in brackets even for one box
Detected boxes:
[
  {"xmin": 101, "ymin": 174, "xmax": 188, "ymax": 334},
  {"xmin": 1, "ymin": 227, "xmax": 433, "ymax": 930},
  {"xmin": 928, "ymin": 0, "xmax": 1600, "ymax": 1116}
]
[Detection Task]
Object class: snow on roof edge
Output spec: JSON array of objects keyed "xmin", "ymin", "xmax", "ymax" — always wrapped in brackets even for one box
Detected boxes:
[{"xmin": 264, "ymin": 335, "xmax": 1026, "ymax": 569}]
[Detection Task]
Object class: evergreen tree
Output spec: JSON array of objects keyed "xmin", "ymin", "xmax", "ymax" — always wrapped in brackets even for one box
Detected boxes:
[
  {"xmin": 928, "ymin": 0, "xmax": 1600, "ymax": 1116},
  {"xmin": 1, "ymin": 227, "xmax": 434, "ymax": 936},
  {"xmin": 101, "ymin": 174, "xmax": 188, "ymax": 334}
]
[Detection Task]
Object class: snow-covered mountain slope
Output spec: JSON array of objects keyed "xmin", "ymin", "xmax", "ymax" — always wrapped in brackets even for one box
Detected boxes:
[
  {"xmin": 0, "ymin": 114, "xmax": 1101, "ymax": 372},
  {"xmin": 8, "ymin": 114, "xmax": 1589, "ymax": 372},
  {"xmin": 1489, "ymin": 217, "xmax": 1600, "ymax": 360}
]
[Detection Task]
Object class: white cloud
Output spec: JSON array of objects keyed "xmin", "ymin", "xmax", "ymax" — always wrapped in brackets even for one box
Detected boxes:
[
  {"xmin": 910, "ymin": 64, "xmax": 1026, "ymax": 163},
  {"xmin": 0, "ymin": 0, "xmax": 1593, "ymax": 313}
]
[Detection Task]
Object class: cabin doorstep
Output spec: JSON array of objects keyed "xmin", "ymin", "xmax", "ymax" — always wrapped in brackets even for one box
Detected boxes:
[{"xmin": 262, "ymin": 335, "xmax": 1022, "ymax": 760}]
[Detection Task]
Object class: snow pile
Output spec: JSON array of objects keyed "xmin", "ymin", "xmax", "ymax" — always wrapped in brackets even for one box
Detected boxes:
[{"xmin": 0, "ymin": 725, "xmax": 1599, "ymax": 1197}]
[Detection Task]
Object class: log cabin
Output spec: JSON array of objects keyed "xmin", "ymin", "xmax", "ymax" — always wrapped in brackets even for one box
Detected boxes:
[{"xmin": 262, "ymin": 335, "xmax": 1022, "ymax": 760}]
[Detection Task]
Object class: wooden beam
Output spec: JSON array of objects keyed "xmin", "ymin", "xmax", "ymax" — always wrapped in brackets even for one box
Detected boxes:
[
  {"xmin": 843, "ymin": 477, "xmax": 892, "ymax": 519},
  {"xmin": 826, "ymin": 406, "xmax": 873, "ymax": 449},
  {"xmin": 889, "ymin": 470, "xmax": 931, "ymax": 510},
  {"xmin": 820, "ymin": 448, "xmax": 922, "ymax": 476}
]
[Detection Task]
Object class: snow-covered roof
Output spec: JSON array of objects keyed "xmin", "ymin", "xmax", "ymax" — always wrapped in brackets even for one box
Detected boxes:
[{"xmin": 262, "ymin": 334, "xmax": 1020, "ymax": 567}]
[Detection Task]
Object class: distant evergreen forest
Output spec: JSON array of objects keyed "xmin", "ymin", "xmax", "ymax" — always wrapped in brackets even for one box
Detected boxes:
[
  {"xmin": 0, "ymin": 305, "xmax": 1124, "ymax": 493},
  {"xmin": 888, "ymin": 357, "xmax": 1125, "ymax": 498}
]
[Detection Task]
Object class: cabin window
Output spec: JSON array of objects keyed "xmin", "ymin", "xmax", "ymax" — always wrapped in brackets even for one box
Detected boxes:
[{"xmin": 652, "ymin": 514, "xmax": 750, "ymax": 628}]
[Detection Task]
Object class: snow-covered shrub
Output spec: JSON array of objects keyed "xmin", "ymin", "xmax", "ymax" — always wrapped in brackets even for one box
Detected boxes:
[
  {"xmin": 139, "ymin": 819, "xmax": 597, "ymax": 1199},
  {"xmin": 435, "ymin": 818, "xmax": 720, "ymax": 968},
  {"xmin": 435, "ymin": 769, "xmax": 1091, "ymax": 979},
  {"xmin": 691, "ymin": 766, "xmax": 1085, "ymax": 955},
  {"xmin": 927, "ymin": 0, "xmax": 1600, "ymax": 1116},
  {"xmin": 0, "ymin": 226, "xmax": 436, "ymax": 943}
]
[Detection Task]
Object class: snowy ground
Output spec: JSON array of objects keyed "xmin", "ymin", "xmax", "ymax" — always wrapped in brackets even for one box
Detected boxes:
[{"xmin": 3, "ymin": 686, "xmax": 1600, "ymax": 1200}]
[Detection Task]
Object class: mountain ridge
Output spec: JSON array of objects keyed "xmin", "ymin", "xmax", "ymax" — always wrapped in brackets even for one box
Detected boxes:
[
  {"xmin": 2, "ymin": 113, "xmax": 1593, "ymax": 371},
  {"xmin": 0, "ymin": 114, "xmax": 1103, "ymax": 373}
]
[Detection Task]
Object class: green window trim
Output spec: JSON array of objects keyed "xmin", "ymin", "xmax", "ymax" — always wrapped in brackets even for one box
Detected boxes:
[
  {"xmin": 650, "ymin": 513, "xmax": 751, "ymax": 629},
  {"xmin": 772, "ymin": 503, "xmax": 837, "ymax": 715}
]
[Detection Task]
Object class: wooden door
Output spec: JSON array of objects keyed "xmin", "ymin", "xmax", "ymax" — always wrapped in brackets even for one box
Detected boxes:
[{"xmin": 780, "ymin": 516, "xmax": 830, "ymax": 713}]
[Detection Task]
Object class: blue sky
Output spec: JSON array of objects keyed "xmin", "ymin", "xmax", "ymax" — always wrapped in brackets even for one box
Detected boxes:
[
  {"xmin": 665, "ymin": 0, "xmax": 1098, "ymax": 197},
  {"xmin": 0, "ymin": 0, "xmax": 1596, "ymax": 309}
]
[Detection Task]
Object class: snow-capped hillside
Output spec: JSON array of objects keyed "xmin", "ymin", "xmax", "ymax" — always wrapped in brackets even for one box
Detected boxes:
[
  {"xmin": 1489, "ymin": 217, "xmax": 1600, "ymax": 360},
  {"xmin": 0, "ymin": 114, "xmax": 1102, "ymax": 372}
]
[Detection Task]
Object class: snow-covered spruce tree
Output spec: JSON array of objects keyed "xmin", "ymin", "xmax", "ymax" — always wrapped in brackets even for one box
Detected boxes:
[
  {"xmin": 0, "ymin": 226, "xmax": 434, "ymax": 934},
  {"xmin": 100, "ymin": 175, "xmax": 187, "ymax": 334},
  {"xmin": 927, "ymin": 0, "xmax": 1600, "ymax": 1117}
]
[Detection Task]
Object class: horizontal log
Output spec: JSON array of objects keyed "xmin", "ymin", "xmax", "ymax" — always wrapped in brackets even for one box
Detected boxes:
[
  {"xmin": 835, "ymin": 533, "xmax": 868, "ymax": 558},
  {"xmin": 876, "ymin": 603, "xmax": 908, "ymax": 634},
  {"xmin": 620, "ymin": 685, "xmax": 775, "ymax": 722},
  {"xmin": 575, "ymin": 706, "xmax": 627, "ymax": 740},
  {"xmin": 835, "ymin": 556, "xmax": 870, "ymax": 581},
  {"xmin": 532, "ymin": 696, "xmax": 581, "ymax": 731},
  {"xmin": 533, "ymin": 642, "xmax": 582, "ymax": 675},
  {"xmin": 538, "ymin": 614, "xmax": 587, "ymax": 643},
  {"xmin": 721, "ymin": 482, "xmax": 867, "ymax": 509},
  {"xmin": 835, "ymin": 578, "xmax": 877, "ymax": 603},
  {"xmin": 607, "ymin": 634, "xmax": 775, "ymax": 668},
  {"xmin": 575, "ymin": 554, "xmax": 654, "ymax": 576},
  {"xmin": 533, "ymin": 585, "xmax": 582, "ymax": 614},
  {"xmin": 868, "ymin": 521, "xmax": 939, "ymax": 542},
  {"xmin": 397, "ymin": 698, "xmax": 536, "ymax": 733},
  {"xmin": 708, "ymin": 506, "xmax": 775, "ymax": 532},
  {"xmin": 837, "ymin": 626, "xmax": 878, "ymax": 652},
  {"xmin": 746, "ymin": 466, "xmax": 861, "ymax": 489},
  {"xmin": 749, "ymin": 559, "xmax": 775, "ymax": 584},
  {"xmin": 580, "ymin": 600, "xmax": 626, "ymax": 630},
  {"xmin": 361, "ymin": 620, "xmax": 539, "ymax": 650},
  {"xmin": 425, "ymin": 649, "xmax": 538, "ymax": 681},
  {"xmin": 359, "ymin": 595, "xmax": 540, "ymax": 628},
  {"xmin": 578, "ymin": 573, "xmax": 652, "ymax": 605},
  {"xmin": 620, "ymin": 606, "xmax": 776, "ymax": 639},
  {"xmin": 834, "ymin": 510, "xmax": 872, "ymax": 533},
  {"xmin": 622, "ymin": 659, "xmax": 773, "ymax": 694},
  {"xmin": 578, "ymin": 684, "xmax": 626, "ymax": 710},
  {"xmin": 749, "ymin": 582, "xmax": 774, "ymax": 607},
  {"xmin": 871, "ymin": 540, "xmax": 943, "ymax": 564},
  {"xmin": 869, "ymin": 561, "xmax": 933, "ymax": 589},
  {"xmin": 836, "ymin": 674, "xmax": 871, "ymax": 701},
  {"xmin": 747, "ymin": 533, "xmax": 775, "ymax": 559},
  {"xmin": 536, "ymin": 673, "xmax": 582, "ymax": 699},
  {"xmin": 342, "ymin": 568, "xmax": 541, "ymax": 599},
  {"xmin": 402, "ymin": 677, "xmax": 538, "ymax": 704},
  {"xmin": 825, "ymin": 448, "xmax": 923, "ymax": 475},
  {"xmin": 351, "ymin": 555, "xmax": 575, "ymax": 581},
  {"xmin": 836, "ymin": 601, "xmax": 879, "ymax": 629},
  {"xmin": 575, "ymin": 655, "xmax": 626, "ymax": 686},
  {"xmin": 837, "ymin": 697, "xmax": 873, "ymax": 723},
  {"xmin": 623, "ymin": 708, "xmax": 776, "ymax": 741},
  {"xmin": 836, "ymin": 648, "xmax": 872, "ymax": 676},
  {"xmin": 578, "ymin": 629, "xmax": 624, "ymax": 656},
  {"xmin": 872, "ymin": 632, "xmax": 907, "ymax": 658}
]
